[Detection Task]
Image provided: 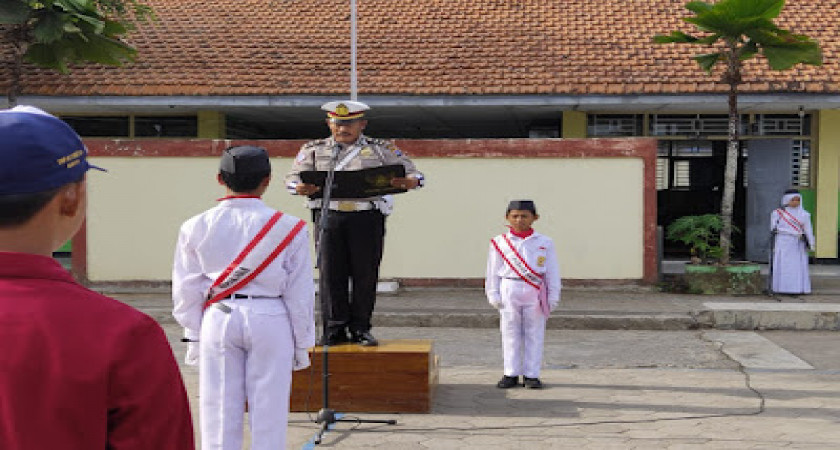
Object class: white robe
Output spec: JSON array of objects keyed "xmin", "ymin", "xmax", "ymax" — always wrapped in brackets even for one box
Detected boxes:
[
  {"xmin": 486, "ymin": 230, "xmax": 561, "ymax": 378},
  {"xmin": 770, "ymin": 204, "xmax": 815, "ymax": 294}
]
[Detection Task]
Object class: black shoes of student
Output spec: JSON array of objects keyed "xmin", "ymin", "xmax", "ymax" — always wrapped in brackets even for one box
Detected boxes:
[
  {"xmin": 350, "ymin": 330, "xmax": 379, "ymax": 346},
  {"xmin": 523, "ymin": 377, "xmax": 543, "ymax": 389},
  {"xmin": 318, "ymin": 331, "xmax": 350, "ymax": 346},
  {"xmin": 496, "ymin": 375, "xmax": 521, "ymax": 389}
]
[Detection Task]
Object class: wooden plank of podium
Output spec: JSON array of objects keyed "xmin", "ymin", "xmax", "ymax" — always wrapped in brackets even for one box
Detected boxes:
[{"xmin": 290, "ymin": 339, "xmax": 438, "ymax": 414}]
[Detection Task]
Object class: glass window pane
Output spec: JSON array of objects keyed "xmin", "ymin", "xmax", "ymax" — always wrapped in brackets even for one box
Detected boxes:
[{"xmin": 62, "ymin": 116, "xmax": 130, "ymax": 137}]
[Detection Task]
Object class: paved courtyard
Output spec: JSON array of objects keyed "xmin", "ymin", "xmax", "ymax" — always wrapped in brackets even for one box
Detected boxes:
[{"xmin": 160, "ymin": 324, "xmax": 840, "ymax": 449}]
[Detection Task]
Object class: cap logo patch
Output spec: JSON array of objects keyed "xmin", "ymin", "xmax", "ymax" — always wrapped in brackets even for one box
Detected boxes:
[
  {"xmin": 57, "ymin": 149, "xmax": 84, "ymax": 169},
  {"xmin": 335, "ymin": 104, "xmax": 349, "ymax": 116}
]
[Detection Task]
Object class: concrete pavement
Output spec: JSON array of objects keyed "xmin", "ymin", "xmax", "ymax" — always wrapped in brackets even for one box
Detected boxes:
[
  {"xmin": 158, "ymin": 324, "xmax": 840, "ymax": 449},
  {"xmin": 106, "ymin": 262, "xmax": 840, "ymax": 448}
]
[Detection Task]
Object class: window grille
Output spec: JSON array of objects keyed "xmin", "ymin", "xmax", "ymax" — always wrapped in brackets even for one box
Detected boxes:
[
  {"xmin": 656, "ymin": 158, "xmax": 669, "ymax": 190},
  {"xmin": 672, "ymin": 160, "xmax": 691, "ymax": 189},
  {"xmin": 673, "ymin": 140, "xmax": 713, "ymax": 157},
  {"xmin": 650, "ymin": 114, "xmax": 746, "ymax": 136},
  {"xmin": 792, "ymin": 140, "xmax": 811, "ymax": 187},
  {"xmin": 755, "ymin": 114, "xmax": 809, "ymax": 136},
  {"xmin": 587, "ymin": 114, "xmax": 642, "ymax": 137}
]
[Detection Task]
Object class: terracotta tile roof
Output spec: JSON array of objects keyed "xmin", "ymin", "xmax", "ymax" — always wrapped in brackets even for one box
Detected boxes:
[{"xmin": 1, "ymin": 0, "xmax": 838, "ymax": 97}]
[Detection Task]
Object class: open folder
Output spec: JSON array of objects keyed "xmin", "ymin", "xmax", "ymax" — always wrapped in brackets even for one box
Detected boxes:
[{"xmin": 300, "ymin": 164, "xmax": 408, "ymax": 199}]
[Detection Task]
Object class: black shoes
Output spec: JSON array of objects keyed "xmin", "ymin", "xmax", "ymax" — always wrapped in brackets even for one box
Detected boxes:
[
  {"xmin": 523, "ymin": 377, "xmax": 543, "ymax": 389},
  {"xmin": 318, "ymin": 329, "xmax": 379, "ymax": 347},
  {"xmin": 351, "ymin": 330, "xmax": 379, "ymax": 346},
  {"xmin": 496, "ymin": 375, "xmax": 520, "ymax": 389},
  {"xmin": 497, "ymin": 375, "xmax": 543, "ymax": 389},
  {"xmin": 317, "ymin": 331, "xmax": 350, "ymax": 346}
]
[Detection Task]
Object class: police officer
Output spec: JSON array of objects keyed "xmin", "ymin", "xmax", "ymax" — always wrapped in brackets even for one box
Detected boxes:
[{"xmin": 285, "ymin": 100, "xmax": 425, "ymax": 346}]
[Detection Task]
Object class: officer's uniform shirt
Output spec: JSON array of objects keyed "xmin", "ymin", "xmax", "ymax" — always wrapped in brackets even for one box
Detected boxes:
[
  {"xmin": 172, "ymin": 197, "xmax": 316, "ymax": 350},
  {"xmin": 284, "ymin": 135, "xmax": 425, "ymax": 205}
]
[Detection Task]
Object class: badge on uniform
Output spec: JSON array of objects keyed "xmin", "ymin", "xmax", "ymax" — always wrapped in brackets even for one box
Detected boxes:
[
  {"xmin": 360, "ymin": 146, "xmax": 374, "ymax": 157},
  {"xmin": 386, "ymin": 142, "xmax": 403, "ymax": 156},
  {"xmin": 537, "ymin": 256, "xmax": 546, "ymax": 267}
]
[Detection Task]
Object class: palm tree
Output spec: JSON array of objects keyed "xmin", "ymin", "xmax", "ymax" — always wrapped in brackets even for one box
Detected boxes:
[
  {"xmin": 0, "ymin": 0, "xmax": 152, "ymax": 106},
  {"xmin": 654, "ymin": 0, "xmax": 822, "ymax": 264}
]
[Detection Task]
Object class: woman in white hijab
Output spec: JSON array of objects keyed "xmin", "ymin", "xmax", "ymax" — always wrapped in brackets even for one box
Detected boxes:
[{"xmin": 770, "ymin": 189, "xmax": 815, "ymax": 294}]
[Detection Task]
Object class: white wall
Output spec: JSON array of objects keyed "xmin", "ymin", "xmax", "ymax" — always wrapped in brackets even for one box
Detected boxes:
[{"xmin": 86, "ymin": 156, "xmax": 644, "ymax": 281}]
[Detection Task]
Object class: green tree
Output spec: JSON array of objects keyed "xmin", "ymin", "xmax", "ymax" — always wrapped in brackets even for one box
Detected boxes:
[
  {"xmin": 654, "ymin": 0, "xmax": 822, "ymax": 264},
  {"xmin": 0, "ymin": 0, "xmax": 153, "ymax": 106}
]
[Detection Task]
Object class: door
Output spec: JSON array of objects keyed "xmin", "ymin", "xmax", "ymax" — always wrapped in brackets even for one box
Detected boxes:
[
  {"xmin": 658, "ymin": 140, "xmax": 746, "ymax": 257},
  {"xmin": 745, "ymin": 139, "xmax": 793, "ymax": 262}
]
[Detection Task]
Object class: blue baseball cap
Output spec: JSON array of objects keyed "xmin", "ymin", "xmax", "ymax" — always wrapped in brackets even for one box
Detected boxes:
[{"xmin": 0, "ymin": 105, "xmax": 105, "ymax": 194}]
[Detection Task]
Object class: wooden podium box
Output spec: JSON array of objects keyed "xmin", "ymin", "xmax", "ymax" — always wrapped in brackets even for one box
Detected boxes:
[{"xmin": 290, "ymin": 339, "xmax": 438, "ymax": 413}]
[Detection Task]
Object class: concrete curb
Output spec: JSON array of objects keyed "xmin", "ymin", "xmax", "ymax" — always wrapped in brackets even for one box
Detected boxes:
[
  {"xmin": 700, "ymin": 302, "xmax": 840, "ymax": 331},
  {"xmin": 119, "ymin": 300, "xmax": 840, "ymax": 331}
]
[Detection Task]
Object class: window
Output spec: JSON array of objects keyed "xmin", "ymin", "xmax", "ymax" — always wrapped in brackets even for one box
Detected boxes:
[
  {"xmin": 62, "ymin": 116, "xmax": 130, "ymax": 137},
  {"xmin": 672, "ymin": 161, "xmax": 691, "ymax": 189},
  {"xmin": 650, "ymin": 114, "xmax": 747, "ymax": 136},
  {"xmin": 587, "ymin": 114, "xmax": 643, "ymax": 137},
  {"xmin": 793, "ymin": 140, "xmax": 811, "ymax": 187},
  {"xmin": 754, "ymin": 114, "xmax": 810, "ymax": 136},
  {"xmin": 673, "ymin": 141, "xmax": 713, "ymax": 157},
  {"xmin": 62, "ymin": 115, "xmax": 199, "ymax": 138},
  {"xmin": 135, "ymin": 116, "xmax": 197, "ymax": 137}
]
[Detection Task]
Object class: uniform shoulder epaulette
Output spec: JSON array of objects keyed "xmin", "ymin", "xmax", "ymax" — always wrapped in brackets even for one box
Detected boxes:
[
  {"xmin": 303, "ymin": 139, "xmax": 328, "ymax": 148},
  {"xmin": 367, "ymin": 137, "xmax": 394, "ymax": 146},
  {"xmin": 368, "ymin": 137, "xmax": 402, "ymax": 155}
]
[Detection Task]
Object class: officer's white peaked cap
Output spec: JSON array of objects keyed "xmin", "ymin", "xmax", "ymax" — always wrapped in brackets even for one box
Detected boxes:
[{"xmin": 322, "ymin": 100, "xmax": 370, "ymax": 120}]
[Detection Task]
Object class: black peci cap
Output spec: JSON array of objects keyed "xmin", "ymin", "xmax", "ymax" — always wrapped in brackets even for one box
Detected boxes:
[
  {"xmin": 220, "ymin": 146, "xmax": 271, "ymax": 175},
  {"xmin": 506, "ymin": 200, "xmax": 537, "ymax": 214}
]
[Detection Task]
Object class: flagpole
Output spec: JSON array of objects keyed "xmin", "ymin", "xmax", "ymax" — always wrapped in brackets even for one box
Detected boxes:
[{"xmin": 350, "ymin": 0, "xmax": 358, "ymax": 101}]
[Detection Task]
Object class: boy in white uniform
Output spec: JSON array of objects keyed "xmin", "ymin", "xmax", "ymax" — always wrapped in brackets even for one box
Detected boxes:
[
  {"xmin": 485, "ymin": 200, "xmax": 561, "ymax": 389},
  {"xmin": 172, "ymin": 146, "xmax": 316, "ymax": 449}
]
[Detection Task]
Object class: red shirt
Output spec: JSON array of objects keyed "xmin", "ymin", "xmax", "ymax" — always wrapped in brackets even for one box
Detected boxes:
[{"xmin": 0, "ymin": 252, "xmax": 194, "ymax": 449}]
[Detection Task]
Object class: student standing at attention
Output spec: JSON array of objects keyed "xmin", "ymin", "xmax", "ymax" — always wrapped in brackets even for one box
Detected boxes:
[
  {"xmin": 485, "ymin": 200, "xmax": 561, "ymax": 389},
  {"xmin": 172, "ymin": 146, "xmax": 315, "ymax": 450},
  {"xmin": 770, "ymin": 188, "xmax": 815, "ymax": 295}
]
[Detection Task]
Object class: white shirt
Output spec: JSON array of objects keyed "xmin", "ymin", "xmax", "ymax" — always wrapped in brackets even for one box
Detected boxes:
[
  {"xmin": 172, "ymin": 198, "xmax": 316, "ymax": 350},
  {"xmin": 485, "ymin": 230, "xmax": 562, "ymax": 307}
]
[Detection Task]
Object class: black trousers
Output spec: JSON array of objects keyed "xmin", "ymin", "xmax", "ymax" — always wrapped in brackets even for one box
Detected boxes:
[{"xmin": 314, "ymin": 209, "xmax": 385, "ymax": 334}]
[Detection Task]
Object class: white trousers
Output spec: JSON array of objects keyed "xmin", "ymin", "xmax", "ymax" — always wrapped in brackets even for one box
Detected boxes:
[
  {"xmin": 499, "ymin": 278, "xmax": 547, "ymax": 378},
  {"xmin": 200, "ymin": 298, "xmax": 294, "ymax": 450}
]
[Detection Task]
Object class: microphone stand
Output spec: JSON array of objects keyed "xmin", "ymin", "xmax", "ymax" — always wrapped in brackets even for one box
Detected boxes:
[{"xmin": 310, "ymin": 143, "xmax": 396, "ymax": 446}]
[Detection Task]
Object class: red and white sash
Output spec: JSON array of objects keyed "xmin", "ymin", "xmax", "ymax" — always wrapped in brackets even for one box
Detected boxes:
[
  {"xmin": 204, "ymin": 212, "xmax": 306, "ymax": 310},
  {"xmin": 775, "ymin": 208, "xmax": 804, "ymax": 234},
  {"xmin": 491, "ymin": 234, "xmax": 550, "ymax": 316}
]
